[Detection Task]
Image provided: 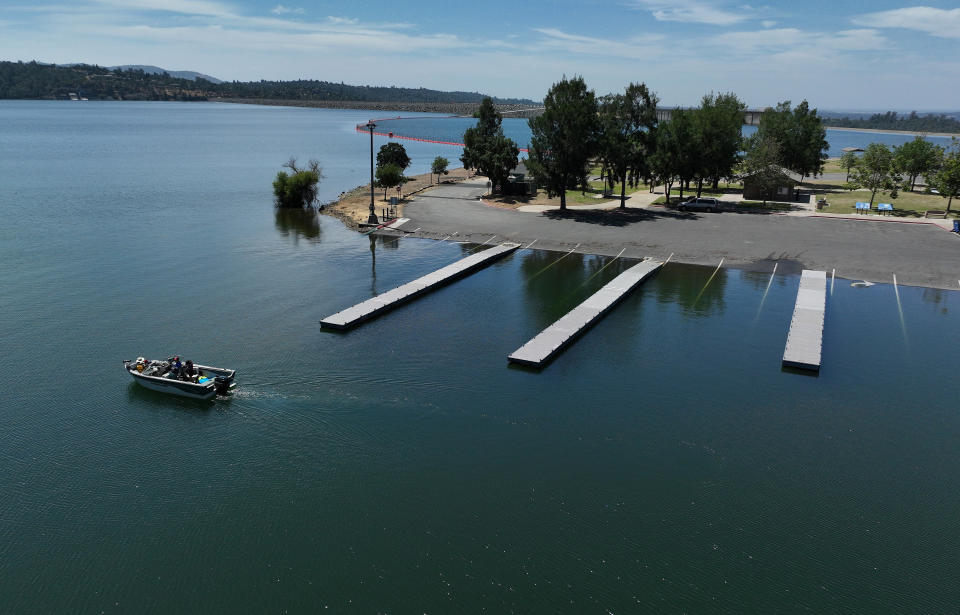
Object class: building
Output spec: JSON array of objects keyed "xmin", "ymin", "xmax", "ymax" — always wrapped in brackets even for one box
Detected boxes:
[{"xmin": 742, "ymin": 170, "xmax": 798, "ymax": 201}]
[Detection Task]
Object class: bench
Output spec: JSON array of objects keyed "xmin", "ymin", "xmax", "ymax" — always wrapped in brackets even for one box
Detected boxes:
[{"xmin": 925, "ymin": 210, "xmax": 948, "ymax": 219}]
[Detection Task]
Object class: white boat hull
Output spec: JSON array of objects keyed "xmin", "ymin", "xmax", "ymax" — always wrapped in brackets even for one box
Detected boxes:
[{"xmin": 124, "ymin": 358, "xmax": 235, "ymax": 400}]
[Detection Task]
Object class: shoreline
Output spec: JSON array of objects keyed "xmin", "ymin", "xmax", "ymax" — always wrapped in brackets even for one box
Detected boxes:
[
  {"xmin": 214, "ymin": 98, "xmax": 543, "ymax": 117},
  {"xmin": 322, "ymin": 167, "xmax": 475, "ymax": 228},
  {"xmin": 825, "ymin": 125, "xmax": 960, "ymax": 138}
]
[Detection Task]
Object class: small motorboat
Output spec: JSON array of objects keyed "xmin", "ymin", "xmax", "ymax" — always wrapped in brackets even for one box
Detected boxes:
[{"xmin": 123, "ymin": 356, "xmax": 236, "ymax": 400}]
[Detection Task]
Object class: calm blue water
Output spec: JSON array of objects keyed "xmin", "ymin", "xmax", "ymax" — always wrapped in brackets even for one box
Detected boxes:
[
  {"xmin": 371, "ymin": 116, "xmax": 956, "ymax": 158},
  {"xmin": 1, "ymin": 101, "xmax": 958, "ymax": 613}
]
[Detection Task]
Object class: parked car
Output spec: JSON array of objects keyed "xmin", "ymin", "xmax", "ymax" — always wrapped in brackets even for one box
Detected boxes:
[{"xmin": 678, "ymin": 197, "xmax": 721, "ymax": 212}]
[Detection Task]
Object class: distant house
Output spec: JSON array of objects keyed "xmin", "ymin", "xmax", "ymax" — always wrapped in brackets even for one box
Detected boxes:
[{"xmin": 742, "ymin": 169, "xmax": 797, "ymax": 201}]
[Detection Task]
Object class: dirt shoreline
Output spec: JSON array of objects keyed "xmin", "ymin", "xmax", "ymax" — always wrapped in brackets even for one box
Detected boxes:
[{"xmin": 322, "ymin": 167, "xmax": 476, "ymax": 229}]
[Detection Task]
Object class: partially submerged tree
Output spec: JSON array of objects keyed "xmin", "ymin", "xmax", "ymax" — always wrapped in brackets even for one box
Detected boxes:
[
  {"xmin": 597, "ymin": 82, "xmax": 659, "ymax": 208},
  {"xmin": 927, "ymin": 139, "xmax": 960, "ymax": 213},
  {"xmin": 272, "ymin": 157, "xmax": 323, "ymax": 208},
  {"xmin": 850, "ymin": 143, "xmax": 901, "ymax": 206},
  {"xmin": 461, "ymin": 97, "xmax": 519, "ymax": 192},
  {"xmin": 527, "ymin": 76, "xmax": 600, "ymax": 210},
  {"xmin": 431, "ymin": 156, "xmax": 449, "ymax": 184},
  {"xmin": 894, "ymin": 136, "xmax": 943, "ymax": 191},
  {"xmin": 376, "ymin": 142, "xmax": 411, "ymax": 172}
]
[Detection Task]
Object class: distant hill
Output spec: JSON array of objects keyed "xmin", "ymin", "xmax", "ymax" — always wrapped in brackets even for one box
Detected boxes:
[
  {"xmin": 0, "ymin": 61, "xmax": 211, "ymax": 101},
  {"xmin": 0, "ymin": 60, "xmax": 536, "ymax": 107},
  {"xmin": 110, "ymin": 65, "xmax": 223, "ymax": 84}
]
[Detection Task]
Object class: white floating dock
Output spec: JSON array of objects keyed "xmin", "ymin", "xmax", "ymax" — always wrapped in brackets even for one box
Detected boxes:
[
  {"xmin": 320, "ymin": 243, "xmax": 520, "ymax": 330},
  {"xmin": 508, "ymin": 259, "xmax": 663, "ymax": 368},
  {"xmin": 782, "ymin": 269, "xmax": 827, "ymax": 371}
]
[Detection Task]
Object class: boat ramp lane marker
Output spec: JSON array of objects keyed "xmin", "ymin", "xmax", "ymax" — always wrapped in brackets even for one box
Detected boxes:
[
  {"xmin": 385, "ymin": 217, "xmax": 410, "ymax": 230},
  {"xmin": 320, "ymin": 243, "xmax": 521, "ymax": 330},
  {"xmin": 522, "ymin": 239, "xmax": 538, "ymax": 250},
  {"xmin": 508, "ymin": 259, "xmax": 663, "ymax": 369},
  {"xmin": 782, "ymin": 270, "xmax": 827, "ymax": 372}
]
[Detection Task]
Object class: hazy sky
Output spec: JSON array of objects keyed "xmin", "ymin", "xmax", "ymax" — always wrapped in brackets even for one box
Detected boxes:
[{"xmin": 2, "ymin": 0, "xmax": 958, "ymax": 110}]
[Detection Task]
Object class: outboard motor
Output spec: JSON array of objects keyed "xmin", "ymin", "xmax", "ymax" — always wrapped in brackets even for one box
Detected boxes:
[{"xmin": 214, "ymin": 376, "xmax": 232, "ymax": 395}]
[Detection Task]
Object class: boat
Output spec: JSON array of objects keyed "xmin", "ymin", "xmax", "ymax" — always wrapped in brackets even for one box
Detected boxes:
[{"xmin": 123, "ymin": 356, "xmax": 236, "ymax": 400}]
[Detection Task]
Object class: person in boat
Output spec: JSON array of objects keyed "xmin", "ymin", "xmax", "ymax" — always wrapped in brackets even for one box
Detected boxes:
[
  {"xmin": 171, "ymin": 356, "xmax": 182, "ymax": 378},
  {"xmin": 183, "ymin": 360, "xmax": 197, "ymax": 382}
]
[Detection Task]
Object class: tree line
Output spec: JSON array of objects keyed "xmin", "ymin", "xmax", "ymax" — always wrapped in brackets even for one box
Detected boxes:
[
  {"xmin": 0, "ymin": 60, "xmax": 534, "ymax": 104},
  {"xmin": 0, "ymin": 61, "xmax": 209, "ymax": 100},
  {"xmin": 460, "ymin": 76, "xmax": 829, "ymax": 210},
  {"xmin": 824, "ymin": 111, "xmax": 960, "ymax": 134},
  {"xmin": 839, "ymin": 137, "xmax": 960, "ymax": 211}
]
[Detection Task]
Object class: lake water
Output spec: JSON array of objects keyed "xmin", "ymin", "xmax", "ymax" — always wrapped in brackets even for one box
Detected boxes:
[
  {"xmin": 371, "ymin": 116, "xmax": 957, "ymax": 158},
  {"xmin": 1, "ymin": 101, "xmax": 958, "ymax": 613}
]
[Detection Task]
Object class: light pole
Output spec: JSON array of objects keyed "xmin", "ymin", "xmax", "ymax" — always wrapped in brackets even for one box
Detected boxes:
[{"xmin": 366, "ymin": 120, "xmax": 379, "ymax": 225}]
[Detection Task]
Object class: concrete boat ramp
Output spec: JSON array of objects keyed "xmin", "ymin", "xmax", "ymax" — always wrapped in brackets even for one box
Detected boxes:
[
  {"xmin": 320, "ymin": 242, "xmax": 520, "ymax": 330},
  {"xmin": 508, "ymin": 259, "xmax": 663, "ymax": 368},
  {"xmin": 782, "ymin": 269, "xmax": 827, "ymax": 371}
]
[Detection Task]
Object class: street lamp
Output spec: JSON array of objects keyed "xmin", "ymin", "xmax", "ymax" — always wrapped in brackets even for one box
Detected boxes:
[{"xmin": 365, "ymin": 120, "xmax": 379, "ymax": 225}]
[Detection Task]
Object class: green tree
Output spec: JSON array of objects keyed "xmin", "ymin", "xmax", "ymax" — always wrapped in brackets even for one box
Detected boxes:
[
  {"xmin": 740, "ymin": 134, "xmax": 783, "ymax": 206},
  {"xmin": 376, "ymin": 142, "xmax": 411, "ymax": 172},
  {"xmin": 431, "ymin": 156, "xmax": 449, "ymax": 184},
  {"xmin": 927, "ymin": 139, "xmax": 960, "ymax": 213},
  {"xmin": 527, "ymin": 76, "xmax": 600, "ymax": 211},
  {"xmin": 839, "ymin": 151, "xmax": 859, "ymax": 182},
  {"xmin": 850, "ymin": 143, "xmax": 901, "ymax": 206},
  {"xmin": 696, "ymin": 92, "xmax": 746, "ymax": 193},
  {"xmin": 894, "ymin": 136, "xmax": 943, "ymax": 192},
  {"xmin": 272, "ymin": 157, "xmax": 322, "ymax": 208},
  {"xmin": 757, "ymin": 100, "xmax": 828, "ymax": 198},
  {"xmin": 597, "ymin": 82, "xmax": 659, "ymax": 208},
  {"xmin": 461, "ymin": 97, "xmax": 519, "ymax": 192},
  {"xmin": 651, "ymin": 108, "xmax": 699, "ymax": 204},
  {"xmin": 375, "ymin": 163, "xmax": 404, "ymax": 200}
]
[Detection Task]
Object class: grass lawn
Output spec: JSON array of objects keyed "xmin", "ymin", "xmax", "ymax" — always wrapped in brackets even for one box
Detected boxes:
[
  {"xmin": 821, "ymin": 157, "xmax": 852, "ymax": 176},
  {"xmin": 817, "ymin": 189, "xmax": 958, "ymax": 218}
]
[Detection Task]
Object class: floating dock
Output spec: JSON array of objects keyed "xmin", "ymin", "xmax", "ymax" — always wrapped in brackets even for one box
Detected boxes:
[
  {"xmin": 782, "ymin": 269, "xmax": 827, "ymax": 371},
  {"xmin": 320, "ymin": 243, "xmax": 520, "ymax": 330},
  {"xmin": 508, "ymin": 259, "xmax": 663, "ymax": 368}
]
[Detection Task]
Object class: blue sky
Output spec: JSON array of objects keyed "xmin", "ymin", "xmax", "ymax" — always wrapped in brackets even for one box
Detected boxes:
[{"xmin": 2, "ymin": 0, "xmax": 958, "ymax": 110}]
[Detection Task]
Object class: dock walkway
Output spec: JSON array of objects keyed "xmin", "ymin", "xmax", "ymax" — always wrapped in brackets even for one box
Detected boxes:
[
  {"xmin": 508, "ymin": 259, "xmax": 662, "ymax": 368},
  {"xmin": 320, "ymin": 243, "xmax": 519, "ymax": 330},
  {"xmin": 782, "ymin": 269, "xmax": 827, "ymax": 371}
]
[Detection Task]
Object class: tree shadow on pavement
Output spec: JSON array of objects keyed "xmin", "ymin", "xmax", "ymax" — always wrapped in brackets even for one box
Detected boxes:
[{"xmin": 541, "ymin": 207, "xmax": 698, "ymax": 226}]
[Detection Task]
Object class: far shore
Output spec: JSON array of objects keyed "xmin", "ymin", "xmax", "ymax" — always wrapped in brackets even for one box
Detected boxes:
[{"xmin": 824, "ymin": 125, "xmax": 960, "ymax": 138}]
